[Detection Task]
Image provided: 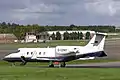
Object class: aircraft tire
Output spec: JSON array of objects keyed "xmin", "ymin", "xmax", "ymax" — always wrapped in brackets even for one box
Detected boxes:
[
  {"xmin": 60, "ymin": 62, "xmax": 66, "ymax": 67},
  {"xmin": 49, "ymin": 64, "xmax": 54, "ymax": 67}
]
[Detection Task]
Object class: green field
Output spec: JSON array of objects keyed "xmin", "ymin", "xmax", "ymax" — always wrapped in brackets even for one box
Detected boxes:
[
  {"xmin": 0, "ymin": 40, "xmax": 87, "ymax": 50},
  {"xmin": 0, "ymin": 66, "xmax": 120, "ymax": 80},
  {"xmin": 0, "ymin": 59, "xmax": 120, "ymax": 80}
]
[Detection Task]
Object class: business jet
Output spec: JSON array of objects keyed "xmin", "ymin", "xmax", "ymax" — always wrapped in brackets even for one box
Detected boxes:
[{"xmin": 3, "ymin": 32, "xmax": 107, "ymax": 67}]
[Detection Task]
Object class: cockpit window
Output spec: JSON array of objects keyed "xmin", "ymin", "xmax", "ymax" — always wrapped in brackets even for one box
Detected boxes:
[
  {"xmin": 12, "ymin": 50, "xmax": 20, "ymax": 53},
  {"xmin": 43, "ymin": 52, "xmax": 45, "ymax": 55},
  {"xmin": 5, "ymin": 50, "xmax": 20, "ymax": 56},
  {"xmin": 31, "ymin": 52, "xmax": 33, "ymax": 55}
]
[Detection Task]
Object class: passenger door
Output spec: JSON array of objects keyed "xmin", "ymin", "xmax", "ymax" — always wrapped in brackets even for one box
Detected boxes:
[{"xmin": 31, "ymin": 51, "xmax": 37, "ymax": 59}]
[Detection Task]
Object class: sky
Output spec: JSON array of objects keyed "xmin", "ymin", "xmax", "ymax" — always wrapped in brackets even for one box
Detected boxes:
[{"xmin": 1, "ymin": 0, "xmax": 120, "ymax": 26}]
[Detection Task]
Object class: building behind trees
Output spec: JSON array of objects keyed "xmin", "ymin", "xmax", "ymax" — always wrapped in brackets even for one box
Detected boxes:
[{"xmin": 0, "ymin": 34, "xmax": 17, "ymax": 43}]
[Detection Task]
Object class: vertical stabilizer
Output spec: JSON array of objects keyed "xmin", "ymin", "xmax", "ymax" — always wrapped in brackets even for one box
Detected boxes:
[{"xmin": 85, "ymin": 32, "xmax": 107, "ymax": 50}]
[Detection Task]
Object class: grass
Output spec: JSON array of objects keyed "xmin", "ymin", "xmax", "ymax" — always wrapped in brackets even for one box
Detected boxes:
[
  {"xmin": 0, "ymin": 66, "xmax": 120, "ymax": 80},
  {"xmin": 0, "ymin": 40, "xmax": 87, "ymax": 50},
  {"xmin": 0, "ymin": 37, "xmax": 120, "ymax": 50},
  {"xmin": 0, "ymin": 58, "xmax": 120, "ymax": 80}
]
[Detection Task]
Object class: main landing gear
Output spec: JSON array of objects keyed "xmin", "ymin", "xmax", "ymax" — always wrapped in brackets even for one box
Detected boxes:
[
  {"xmin": 60, "ymin": 62, "xmax": 66, "ymax": 67},
  {"xmin": 49, "ymin": 61, "xmax": 66, "ymax": 68},
  {"xmin": 10, "ymin": 56, "xmax": 27, "ymax": 66}
]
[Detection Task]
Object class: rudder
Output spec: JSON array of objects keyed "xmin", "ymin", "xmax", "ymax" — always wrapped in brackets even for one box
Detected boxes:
[{"xmin": 85, "ymin": 32, "xmax": 107, "ymax": 50}]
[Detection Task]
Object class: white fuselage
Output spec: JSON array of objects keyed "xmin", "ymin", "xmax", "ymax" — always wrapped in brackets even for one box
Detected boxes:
[
  {"xmin": 3, "ymin": 32, "xmax": 107, "ymax": 62},
  {"xmin": 4, "ymin": 46, "xmax": 105, "ymax": 62}
]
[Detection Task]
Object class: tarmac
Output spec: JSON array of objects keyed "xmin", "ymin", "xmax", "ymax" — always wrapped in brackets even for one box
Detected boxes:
[
  {"xmin": 1, "ymin": 39, "xmax": 120, "ymax": 68},
  {"xmin": 27, "ymin": 62, "xmax": 120, "ymax": 68},
  {"xmin": 104, "ymin": 39, "xmax": 120, "ymax": 59},
  {"xmin": 66, "ymin": 62, "xmax": 120, "ymax": 68}
]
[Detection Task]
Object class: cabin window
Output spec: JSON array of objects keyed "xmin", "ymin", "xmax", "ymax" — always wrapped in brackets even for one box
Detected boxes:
[
  {"xmin": 31, "ymin": 52, "xmax": 33, "ymax": 55},
  {"xmin": 39, "ymin": 52, "xmax": 41, "ymax": 55},
  {"xmin": 74, "ymin": 48, "xmax": 76, "ymax": 50},
  {"xmin": 43, "ymin": 52, "xmax": 45, "ymax": 55},
  {"xmin": 27, "ymin": 52, "xmax": 29, "ymax": 55}
]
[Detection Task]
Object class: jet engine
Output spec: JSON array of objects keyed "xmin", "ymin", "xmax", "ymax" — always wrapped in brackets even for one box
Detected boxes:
[{"xmin": 55, "ymin": 46, "xmax": 79, "ymax": 55}]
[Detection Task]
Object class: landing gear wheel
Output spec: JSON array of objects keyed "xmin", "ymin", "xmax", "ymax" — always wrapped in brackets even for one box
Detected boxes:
[
  {"xmin": 60, "ymin": 62, "xmax": 66, "ymax": 67},
  {"xmin": 49, "ymin": 64, "xmax": 54, "ymax": 67}
]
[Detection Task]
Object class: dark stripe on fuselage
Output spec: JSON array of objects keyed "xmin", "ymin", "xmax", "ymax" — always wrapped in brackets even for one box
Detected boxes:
[
  {"xmin": 77, "ymin": 51, "xmax": 107, "ymax": 58},
  {"xmin": 3, "ymin": 51, "xmax": 107, "ymax": 62}
]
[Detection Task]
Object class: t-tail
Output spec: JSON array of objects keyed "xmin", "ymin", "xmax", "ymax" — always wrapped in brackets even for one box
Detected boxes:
[
  {"xmin": 85, "ymin": 32, "xmax": 107, "ymax": 51},
  {"xmin": 84, "ymin": 32, "xmax": 107, "ymax": 57}
]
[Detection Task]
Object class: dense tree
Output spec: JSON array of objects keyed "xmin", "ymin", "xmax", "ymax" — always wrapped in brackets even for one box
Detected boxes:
[
  {"xmin": 56, "ymin": 31, "xmax": 61, "ymax": 40},
  {"xmin": 70, "ymin": 24, "xmax": 76, "ymax": 28},
  {"xmin": 69, "ymin": 33, "xmax": 72, "ymax": 40},
  {"xmin": 79, "ymin": 32, "xmax": 83, "ymax": 40},
  {"xmin": 85, "ymin": 32, "xmax": 91, "ymax": 39},
  {"xmin": 0, "ymin": 22, "xmax": 116, "ymax": 40},
  {"xmin": 77, "ymin": 32, "xmax": 80, "ymax": 39},
  {"xmin": 70, "ymin": 32, "xmax": 74, "ymax": 40},
  {"xmin": 1, "ymin": 22, "xmax": 7, "ymax": 29},
  {"xmin": 51, "ymin": 32, "xmax": 56, "ymax": 40},
  {"xmin": 69, "ymin": 32, "xmax": 76, "ymax": 40},
  {"xmin": 74, "ymin": 32, "xmax": 78, "ymax": 40},
  {"xmin": 63, "ymin": 31, "xmax": 69, "ymax": 40}
]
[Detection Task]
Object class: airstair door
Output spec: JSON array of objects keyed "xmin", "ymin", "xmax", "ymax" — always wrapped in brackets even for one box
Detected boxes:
[{"xmin": 31, "ymin": 51, "xmax": 37, "ymax": 59}]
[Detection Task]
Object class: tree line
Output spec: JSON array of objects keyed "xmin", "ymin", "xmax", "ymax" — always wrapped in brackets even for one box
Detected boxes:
[
  {"xmin": 50, "ymin": 31, "xmax": 91, "ymax": 40},
  {"xmin": 0, "ymin": 22, "xmax": 116, "ymax": 39}
]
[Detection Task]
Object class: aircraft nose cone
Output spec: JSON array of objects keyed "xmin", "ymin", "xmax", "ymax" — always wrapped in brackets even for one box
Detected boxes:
[
  {"xmin": 2, "ymin": 57, "xmax": 7, "ymax": 61},
  {"xmin": 2, "ymin": 57, "xmax": 9, "ymax": 61},
  {"xmin": 2, "ymin": 55, "xmax": 11, "ymax": 61}
]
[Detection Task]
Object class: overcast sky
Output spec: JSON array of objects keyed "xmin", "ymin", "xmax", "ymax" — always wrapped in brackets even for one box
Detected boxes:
[{"xmin": 1, "ymin": 0, "xmax": 120, "ymax": 26}]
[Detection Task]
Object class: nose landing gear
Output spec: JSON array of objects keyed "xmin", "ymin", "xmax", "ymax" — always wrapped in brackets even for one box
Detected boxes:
[{"xmin": 20, "ymin": 56, "xmax": 27, "ymax": 66}]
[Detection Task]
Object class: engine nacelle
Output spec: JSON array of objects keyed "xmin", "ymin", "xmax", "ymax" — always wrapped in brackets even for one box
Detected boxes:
[
  {"xmin": 55, "ymin": 46, "xmax": 79, "ymax": 55},
  {"xmin": 79, "ymin": 57, "xmax": 95, "ymax": 60}
]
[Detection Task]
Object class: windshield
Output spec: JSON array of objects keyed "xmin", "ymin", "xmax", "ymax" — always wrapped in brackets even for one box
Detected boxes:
[
  {"xmin": 5, "ymin": 50, "xmax": 20, "ymax": 56},
  {"xmin": 12, "ymin": 50, "xmax": 20, "ymax": 53}
]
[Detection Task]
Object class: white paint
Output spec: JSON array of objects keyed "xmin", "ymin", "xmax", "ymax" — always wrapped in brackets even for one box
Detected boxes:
[
  {"xmin": 25, "ymin": 35, "xmax": 37, "ymax": 43},
  {"xmin": 4, "ymin": 32, "xmax": 107, "ymax": 62}
]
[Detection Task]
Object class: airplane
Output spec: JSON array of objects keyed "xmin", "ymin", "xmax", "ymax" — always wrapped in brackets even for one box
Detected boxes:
[{"xmin": 3, "ymin": 32, "xmax": 107, "ymax": 67}]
